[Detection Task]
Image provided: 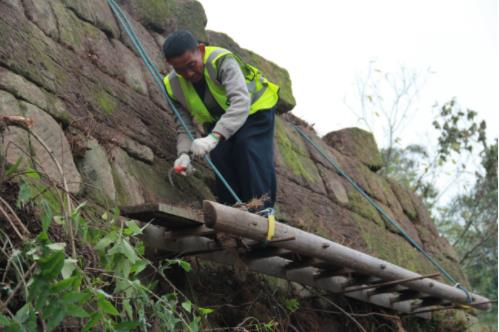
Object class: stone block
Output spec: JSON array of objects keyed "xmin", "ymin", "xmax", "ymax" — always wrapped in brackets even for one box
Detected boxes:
[
  {"xmin": 274, "ymin": 117, "xmax": 326, "ymax": 195},
  {"xmin": 23, "ymin": 0, "xmax": 59, "ymax": 38},
  {"xmin": 62, "ymin": 0, "xmax": 121, "ymax": 38},
  {"xmin": 0, "ymin": 92, "xmax": 81, "ymax": 193},
  {"xmin": 79, "ymin": 138, "xmax": 116, "ymax": 202},
  {"xmin": 323, "ymin": 127, "xmax": 383, "ymax": 171},
  {"xmin": 0, "ymin": 68, "xmax": 68, "ymax": 124}
]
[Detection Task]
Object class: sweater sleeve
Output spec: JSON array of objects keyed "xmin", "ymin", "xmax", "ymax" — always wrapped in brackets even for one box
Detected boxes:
[{"xmin": 211, "ymin": 57, "xmax": 251, "ymax": 140}]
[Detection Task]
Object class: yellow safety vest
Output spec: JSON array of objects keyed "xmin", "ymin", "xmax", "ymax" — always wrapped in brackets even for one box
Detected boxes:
[{"xmin": 163, "ymin": 46, "xmax": 279, "ymax": 125}]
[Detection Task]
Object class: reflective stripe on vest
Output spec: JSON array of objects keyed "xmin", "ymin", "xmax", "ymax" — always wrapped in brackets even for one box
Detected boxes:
[{"xmin": 163, "ymin": 46, "xmax": 279, "ymax": 125}]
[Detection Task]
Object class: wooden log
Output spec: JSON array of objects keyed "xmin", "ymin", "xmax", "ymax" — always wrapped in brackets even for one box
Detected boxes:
[
  {"xmin": 203, "ymin": 200, "xmax": 491, "ymax": 310},
  {"xmin": 339, "ymin": 273, "xmax": 440, "ymax": 295},
  {"xmin": 140, "ymin": 227, "xmax": 430, "ymax": 317}
]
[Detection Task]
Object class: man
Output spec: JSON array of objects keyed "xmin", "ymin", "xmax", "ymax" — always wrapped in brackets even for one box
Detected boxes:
[{"xmin": 162, "ymin": 30, "xmax": 279, "ymax": 209}]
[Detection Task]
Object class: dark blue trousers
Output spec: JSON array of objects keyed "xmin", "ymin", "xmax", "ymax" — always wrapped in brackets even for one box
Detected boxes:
[{"xmin": 209, "ymin": 108, "xmax": 276, "ymax": 208}]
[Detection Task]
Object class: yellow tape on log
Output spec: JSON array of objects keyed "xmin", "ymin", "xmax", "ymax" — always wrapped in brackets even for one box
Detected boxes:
[{"xmin": 267, "ymin": 215, "xmax": 276, "ymax": 241}]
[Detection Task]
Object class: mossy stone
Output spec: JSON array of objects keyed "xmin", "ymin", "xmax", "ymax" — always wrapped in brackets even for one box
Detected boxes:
[
  {"xmin": 353, "ymin": 213, "xmax": 436, "ymax": 274},
  {"xmin": 275, "ymin": 117, "xmax": 323, "ymax": 187},
  {"xmin": 169, "ymin": 0, "xmax": 207, "ymax": 40},
  {"xmin": 323, "ymin": 127, "xmax": 383, "ymax": 171},
  {"xmin": 96, "ymin": 91, "xmax": 118, "ymax": 115},
  {"xmin": 127, "ymin": 0, "xmax": 171, "ymax": 33},
  {"xmin": 346, "ymin": 186, "xmax": 385, "ymax": 227}
]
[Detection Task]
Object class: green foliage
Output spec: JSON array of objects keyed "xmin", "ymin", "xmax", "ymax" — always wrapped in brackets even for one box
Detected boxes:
[
  {"xmin": 381, "ymin": 99, "xmax": 497, "ymax": 328},
  {"xmin": 381, "ymin": 144, "xmax": 439, "ymax": 209},
  {"xmin": 436, "ymin": 140, "xmax": 498, "ymax": 328},
  {"xmin": 432, "ymin": 98, "xmax": 487, "ymax": 163},
  {"xmin": 0, "ymin": 169, "xmax": 214, "ymax": 331},
  {"xmin": 284, "ymin": 298, "xmax": 300, "ymax": 313}
]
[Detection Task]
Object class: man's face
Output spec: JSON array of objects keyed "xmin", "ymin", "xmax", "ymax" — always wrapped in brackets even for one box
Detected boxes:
[{"xmin": 167, "ymin": 44, "xmax": 205, "ymax": 83}]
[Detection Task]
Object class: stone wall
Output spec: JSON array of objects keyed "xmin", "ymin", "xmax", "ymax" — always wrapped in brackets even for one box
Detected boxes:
[{"xmin": 0, "ymin": 0, "xmax": 466, "ymax": 286}]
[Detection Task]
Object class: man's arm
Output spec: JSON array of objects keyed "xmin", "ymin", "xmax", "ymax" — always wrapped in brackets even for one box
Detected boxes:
[{"xmin": 211, "ymin": 57, "xmax": 251, "ymax": 140}]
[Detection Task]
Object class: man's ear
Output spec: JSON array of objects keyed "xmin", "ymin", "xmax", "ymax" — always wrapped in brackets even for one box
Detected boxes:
[{"xmin": 198, "ymin": 43, "xmax": 206, "ymax": 57}]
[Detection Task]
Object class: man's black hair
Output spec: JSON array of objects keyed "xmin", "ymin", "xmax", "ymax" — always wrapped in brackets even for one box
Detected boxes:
[{"xmin": 163, "ymin": 30, "xmax": 199, "ymax": 59}]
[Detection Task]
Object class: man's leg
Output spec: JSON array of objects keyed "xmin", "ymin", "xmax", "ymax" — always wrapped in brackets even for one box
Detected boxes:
[
  {"xmin": 232, "ymin": 108, "xmax": 276, "ymax": 208},
  {"xmin": 209, "ymin": 139, "xmax": 240, "ymax": 205}
]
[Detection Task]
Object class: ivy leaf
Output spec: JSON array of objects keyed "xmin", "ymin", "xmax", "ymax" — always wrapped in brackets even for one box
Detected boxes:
[
  {"xmin": 108, "ymin": 240, "xmax": 138, "ymax": 263},
  {"xmin": 98, "ymin": 298, "xmax": 120, "ymax": 316},
  {"xmin": 61, "ymin": 291, "xmax": 91, "ymax": 305},
  {"xmin": 39, "ymin": 250, "xmax": 65, "ymax": 279},
  {"xmin": 25, "ymin": 167, "xmax": 40, "ymax": 179},
  {"xmin": 66, "ymin": 304, "xmax": 90, "ymax": 318},
  {"xmin": 40, "ymin": 200, "xmax": 53, "ymax": 232},
  {"xmin": 52, "ymin": 276, "xmax": 79, "ymax": 293},
  {"xmin": 82, "ymin": 312, "xmax": 101, "ymax": 332},
  {"xmin": 114, "ymin": 321, "xmax": 141, "ymax": 331},
  {"xmin": 47, "ymin": 243, "xmax": 66, "ymax": 251},
  {"xmin": 61, "ymin": 258, "xmax": 78, "ymax": 279},
  {"xmin": 16, "ymin": 181, "xmax": 32, "ymax": 208},
  {"xmin": 124, "ymin": 220, "xmax": 142, "ymax": 236},
  {"xmin": 95, "ymin": 233, "xmax": 118, "ymax": 251},
  {"xmin": 174, "ymin": 259, "xmax": 191, "ymax": 272},
  {"xmin": 181, "ymin": 301, "xmax": 192, "ymax": 313},
  {"xmin": 198, "ymin": 307, "xmax": 214, "ymax": 316},
  {"xmin": 101, "ymin": 211, "xmax": 109, "ymax": 221},
  {"xmin": 5, "ymin": 158, "xmax": 22, "ymax": 177}
]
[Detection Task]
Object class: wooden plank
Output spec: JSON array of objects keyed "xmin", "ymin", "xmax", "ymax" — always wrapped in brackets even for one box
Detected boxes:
[{"xmin": 121, "ymin": 203, "xmax": 204, "ymax": 229}]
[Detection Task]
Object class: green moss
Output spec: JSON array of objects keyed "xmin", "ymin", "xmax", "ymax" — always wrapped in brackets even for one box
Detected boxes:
[
  {"xmin": 353, "ymin": 213, "xmax": 436, "ymax": 274},
  {"xmin": 96, "ymin": 91, "xmax": 117, "ymax": 114},
  {"xmin": 349, "ymin": 128, "xmax": 383, "ymax": 170},
  {"xmin": 17, "ymin": 20, "xmax": 69, "ymax": 91},
  {"xmin": 275, "ymin": 117, "xmax": 321, "ymax": 184},
  {"xmin": 131, "ymin": 0, "xmax": 170, "ymax": 32},
  {"xmin": 346, "ymin": 188, "xmax": 384, "ymax": 227},
  {"xmin": 44, "ymin": 93, "xmax": 70, "ymax": 127},
  {"xmin": 169, "ymin": 0, "xmax": 207, "ymax": 40},
  {"xmin": 110, "ymin": 166, "xmax": 128, "ymax": 206}
]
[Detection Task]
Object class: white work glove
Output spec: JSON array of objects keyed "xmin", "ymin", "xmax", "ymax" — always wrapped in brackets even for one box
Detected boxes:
[
  {"xmin": 173, "ymin": 153, "xmax": 194, "ymax": 176},
  {"xmin": 190, "ymin": 133, "xmax": 220, "ymax": 158}
]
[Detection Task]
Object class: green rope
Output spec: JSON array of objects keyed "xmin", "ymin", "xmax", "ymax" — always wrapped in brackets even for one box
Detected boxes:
[
  {"xmin": 293, "ymin": 125, "xmax": 473, "ymax": 303},
  {"xmin": 106, "ymin": 0, "xmax": 242, "ymax": 204}
]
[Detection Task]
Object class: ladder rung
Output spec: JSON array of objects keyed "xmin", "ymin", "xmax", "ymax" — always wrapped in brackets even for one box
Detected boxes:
[
  {"xmin": 389, "ymin": 289, "xmax": 422, "ymax": 304},
  {"xmin": 243, "ymin": 247, "xmax": 291, "ymax": 260},
  {"xmin": 313, "ymin": 267, "xmax": 351, "ymax": 279},
  {"xmin": 411, "ymin": 297, "xmax": 445, "ymax": 310}
]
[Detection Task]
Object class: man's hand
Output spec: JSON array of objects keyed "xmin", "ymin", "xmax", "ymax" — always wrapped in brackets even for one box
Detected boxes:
[
  {"xmin": 191, "ymin": 133, "xmax": 220, "ymax": 158},
  {"xmin": 173, "ymin": 153, "xmax": 194, "ymax": 176}
]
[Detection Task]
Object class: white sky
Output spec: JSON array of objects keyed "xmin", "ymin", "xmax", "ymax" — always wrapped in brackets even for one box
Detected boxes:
[{"xmin": 198, "ymin": 0, "xmax": 498, "ymax": 147}]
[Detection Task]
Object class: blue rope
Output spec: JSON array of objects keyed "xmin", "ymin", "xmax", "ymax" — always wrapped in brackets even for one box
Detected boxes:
[
  {"xmin": 106, "ymin": 0, "xmax": 242, "ymax": 204},
  {"xmin": 293, "ymin": 125, "xmax": 473, "ymax": 303}
]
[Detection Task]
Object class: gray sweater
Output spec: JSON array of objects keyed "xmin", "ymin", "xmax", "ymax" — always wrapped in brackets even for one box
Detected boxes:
[{"xmin": 174, "ymin": 57, "xmax": 251, "ymax": 156}]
